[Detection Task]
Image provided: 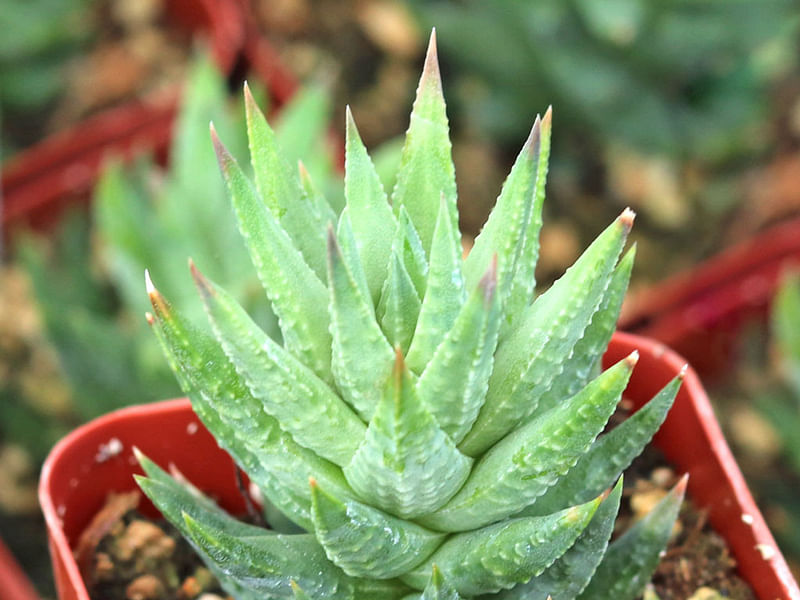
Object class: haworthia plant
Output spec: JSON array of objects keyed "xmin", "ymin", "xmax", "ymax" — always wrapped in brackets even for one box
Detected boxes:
[{"xmin": 140, "ymin": 31, "xmax": 688, "ymax": 599}]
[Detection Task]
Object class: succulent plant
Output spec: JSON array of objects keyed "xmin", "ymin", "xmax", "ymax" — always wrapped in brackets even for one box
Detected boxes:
[{"xmin": 139, "ymin": 32, "xmax": 687, "ymax": 599}]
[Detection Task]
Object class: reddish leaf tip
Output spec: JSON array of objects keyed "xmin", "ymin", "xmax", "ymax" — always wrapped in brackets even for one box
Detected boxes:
[
  {"xmin": 620, "ymin": 207, "xmax": 636, "ymax": 231},
  {"xmin": 145, "ymin": 312, "xmax": 154, "ymax": 325},
  {"xmin": 189, "ymin": 260, "xmax": 213, "ymax": 298},
  {"xmin": 673, "ymin": 473, "xmax": 689, "ymax": 497},
  {"xmin": 625, "ymin": 350, "xmax": 640, "ymax": 368},
  {"xmin": 420, "ymin": 28, "xmax": 442, "ymax": 89},
  {"xmin": 543, "ymin": 105, "xmax": 553, "ymax": 127},
  {"xmin": 309, "ymin": 477, "xmax": 318, "ymax": 489}
]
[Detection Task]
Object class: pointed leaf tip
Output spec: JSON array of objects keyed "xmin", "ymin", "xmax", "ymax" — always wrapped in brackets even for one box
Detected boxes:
[
  {"xmin": 674, "ymin": 473, "xmax": 689, "ymax": 495},
  {"xmin": 620, "ymin": 207, "xmax": 636, "ymax": 231},
  {"xmin": 678, "ymin": 364, "xmax": 689, "ymax": 379},
  {"xmin": 209, "ymin": 123, "xmax": 230, "ymax": 167},
  {"xmin": 543, "ymin": 105, "xmax": 553, "ymax": 127},
  {"xmin": 421, "ymin": 29, "xmax": 441, "ymax": 87},
  {"xmin": 189, "ymin": 261, "xmax": 214, "ymax": 299},
  {"xmin": 145, "ymin": 312, "xmax": 154, "ymax": 325},
  {"xmin": 145, "ymin": 270, "xmax": 170, "ymax": 316},
  {"xmin": 625, "ymin": 350, "xmax": 640, "ymax": 368},
  {"xmin": 309, "ymin": 477, "xmax": 318, "ymax": 489},
  {"xmin": 144, "ymin": 269, "xmax": 155, "ymax": 295}
]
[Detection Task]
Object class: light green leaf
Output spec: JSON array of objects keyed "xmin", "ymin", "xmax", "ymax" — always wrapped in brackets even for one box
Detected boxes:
[
  {"xmin": 533, "ymin": 245, "xmax": 635, "ymax": 417},
  {"xmin": 463, "ymin": 116, "xmax": 542, "ymax": 304},
  {"xmin": 421, "ymin": 355, "xmax": 635, "ymax": 532},
  {"xmin": 524, "ymin": 370, "xmax": 682, "ymax": 517},
  {"xmin": 212, "ymin": 129, "xmax": 332, "ymax": 383},
  {"xmin": 244, "ymin": 84, "xmax": 328, "ymax": 279},
  {"xmin": 344, "ymin": 351, "xmax": 472, "ymax": 519},
  {"xmin": 404, "ymin": 497, "xmax": 601, "ymax": 596},
  {"xmin": 328, "ymin": 229, "xmax": 395, "ymax": 421},
  {"xmin": 191, "ymin": 264, "xmax": 365, "ymax": 466},
  {"xmin": 421, "ymin": 565, "xmax": 462, "ymax": 600},
  {"xmin": 299, "ymin": 160, "xmax": 337, "ymax": 234},
  {"xmin": 416, "ymin": 258, "xmax": 500, "ymax": 443},
  {"xmin": 146, "ymin": 281, "xmax": 354, "ymax": 530},
  {"xmin": 394, "ymin": 207, "xmax": 429, "ymax": 298},
  {"xmin": 377, "ymin": 248, "xmax": 422, "ymax": 355},
  {"xmin": 182, "ymin": 513, "xmax": 411, "ymax": 599},
  {"xmin": 310, "ymin": 479, "xmax": 445, "ymax": 579},
  {"xmin": 336, "ymin": 208, "xmax": 372, "ymax": 304},
  {"xmin": 391, "ymin": 31, "xmax": 458, "ymax": 253},
  {"xmin": 459, "ymin": 210, "xmax": 633, "ymax": 457},
  {"xmin": 344, "ymin": 106, "xmax": 397, "ymax": 304},
  {"xmin": 577, "ymin": 476, "xmax": 687, "ymax": 600},
  {"xmin": 135, "ymin": 457, "xmax": 272, "ymax": 600},
  {"xmin": 497, "ymin": 478, "xmax": 623, "ymax": 600},
  {"xmin": 504, "ymin": 108, "xmax": 552, "ymax": 330},
  {"xmin": 406, "ymin": 196, "xmax": 466, "ymax": 374}
]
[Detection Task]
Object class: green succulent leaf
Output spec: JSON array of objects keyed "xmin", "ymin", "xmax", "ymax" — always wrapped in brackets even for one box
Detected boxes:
[
  {"xmin": 182, "ymin": 512, "xmax": 411, "ymax": 600},
  {"xmin": 146, "ymin": 277, "xmax": 354, "ymax": 530},
  {"xmin": 298, "ymin": 160, "xmax": 338, "ymax": 232},
  {"xmin": 394, "ymin": 207, "xmax": 429, "ymax": 298},
  {"xmin": 496, "ymin": 477, "xmax": 623, "ymax": 600},
  {"xmin": 463, "ymin": 115, "xmax": 543, "ymax": 306},
  {"xmin": 328, "ymin": 229, "xmax": 396, "ymax": 421},
  {"xmin": 421, "ymin": 565, "xmax": 463, "ymax": 600},
  {"xmin": 404, "ymin": 496, "xmax": 601, "ymax": 596},
  {"xmin": 135, "ymin": 455, "xmax": 272, "ymax": 600},
  {"xmin": 344, "ymin": 106, "xmax": 397, "ymax": 304},
  {"xmin": 577, "ymin": 476, "xmax": 687, "ymax": 600},
  {"xmin": 191, "ymin": 264, "xmax": 365, "ymax": 466},
  {"xmin": 421, "ymin": 354, "xmax": 635, "ymax": 532},
  {"xmin": 310, "ymin": 479, "xmax": 445, "ymax": 579},
  {"xmin": 460, "ymin": 210, "xmax": 633, "ymax": 457},
  {"xmin": 336, "ymin": 209, "xmax": 372, "ymax": 304},
  {"xmin": 392, "ymin": 30, "xmax": 458, "ymax": 254},
  {"xmin": 416, "ymin": 258, "xmax": 500, "ymax": 443},
  {"xmin": 344, "ymin": 350, "xmax": 472, "ymax": 519},
  {"xmin": 525, "ymin": 369, "xmax": 683, "ymax": 517},
  {"xmin": 377, "ymin": 248, "xmax": 422, "ymax": 355},
  {"xmin": 532, "ymin": 246, "xmax": 635, "ymax": 417},
  {"xmin": 243, "ymin": 83, "xmax": 328, "ymax": 280},
  {"xmin": 211, "ymin": 128, "xmax": 333, "ymax": 383},
  {"xmin": 406, "ymin": 196, "xmax": 467, "ymax": 374},
  {"xmin": 291, "ymin": 581, "xmax": 312, "ymax": 600},
  {"xmin": 503, "ymin": 108, "xmax": 552, "ymax": 330}
]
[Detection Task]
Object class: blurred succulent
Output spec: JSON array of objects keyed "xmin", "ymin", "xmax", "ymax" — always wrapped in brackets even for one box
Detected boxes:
[
  {"xmin": 139, "ymin": 33, "xmax": 687, "ymax": 599},
  {"xmin": 18, "ymin": 54, "xmax": 340, "ymax": 420},
  {"xmin": 0, "ymin": 0, "xmax": 94, "ymax": 155},
  {"xmin": 411, "ymin": 0, "xmax": 797, "ymax": 162}
]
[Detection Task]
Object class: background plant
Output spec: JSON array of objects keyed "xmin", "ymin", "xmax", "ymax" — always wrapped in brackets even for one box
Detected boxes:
[
  {"xmin": 14, "ymin": 55, "xmax": 346, "ymax": 425},
  {"xmin": 140, "ymin": 33, "xmax": 687, "ymax": 600}
]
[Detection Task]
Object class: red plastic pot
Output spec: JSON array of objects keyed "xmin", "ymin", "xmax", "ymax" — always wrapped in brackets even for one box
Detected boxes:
[
  {"xmin": 1, "ymin": 0, "xmax": 246, "ymax": 240},
  {"xmin": 620, "ymin": 217, "xmax": 800, "ymax": 377},
  {"xmin": 38, "ymin": 332, "xmax": 800, "ymax": 600},
  {"xmin": 0, "ymin": 536, "xmax": 39, "ymax": 600}
]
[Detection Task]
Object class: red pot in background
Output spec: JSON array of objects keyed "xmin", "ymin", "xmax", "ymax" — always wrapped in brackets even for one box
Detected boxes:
[
  {"xmin": 1, "ymin": 0, "xmax": 246, "ymax": 241},
  {"xmin": 38, "ymin": 332, "xmax": 799, "ymax": 600},
  {"xmin": 620, "ymin": 217, "xmax": 800, "ymax": 378},
  {"xmin": 0, "ymin": 536, "xmax": 39, "ymax": 600}
]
